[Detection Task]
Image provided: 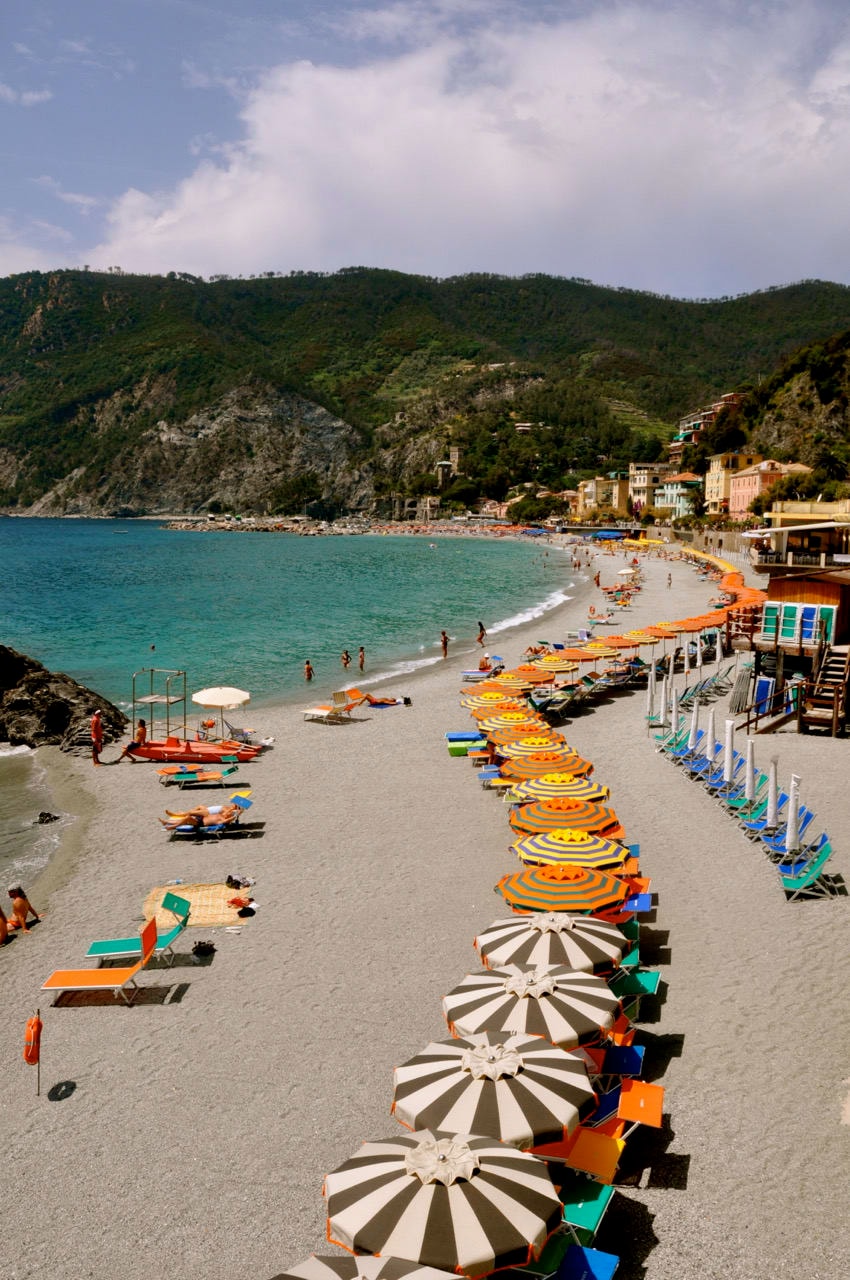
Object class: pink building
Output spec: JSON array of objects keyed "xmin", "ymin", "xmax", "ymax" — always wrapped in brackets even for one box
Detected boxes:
[{"xmin": 728, "ymin": 460, "xmax": 812, "ymax": 521}]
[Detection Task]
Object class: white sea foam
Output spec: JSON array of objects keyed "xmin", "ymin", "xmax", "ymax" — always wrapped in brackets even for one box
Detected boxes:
[{"xmin": 0, "ymin": 742, "xmax": 32, "ymax": 758}]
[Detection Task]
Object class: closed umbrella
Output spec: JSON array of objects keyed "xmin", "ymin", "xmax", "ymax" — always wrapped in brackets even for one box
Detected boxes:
[
  {"xmin": 474, "ymin": 913, "xmax": 626, "ymax": 974},
  {"xmin": 509, "ymin": 774, "xmax": 610, "ymax": 803},
  {"xmin": 443, "ymin": 964, "xmax": 621, "ymax": 1049},
  {"xmin": 705, "ymin": 706, "xmax": 718, "ymax": 763},
  {"xmin": 670, "ymin": 688, "xmax": 681, "ymax": 741},
  {"xmin": 766, "ymin": 757, "xmax": 779, "ymax": 830},
  {"xmin": 687, "ymin": 698, "xmax": 700, "ymax": 752},
  {"xmin": 785, "ymin": 773, "xmax": 801, "ymax": 853},
  {"xmin": 510, "ymin": 829, "xmax": 629, "ymax": 870},
  {"xmin": 656, "ymin": 673, "xmax": 669, "ymax": 729},
  {"xmin": 496, "ymin": 863, "xmax": 628, "ymax": 914},
  {"xmin": 391, "ymin": 1032, "xmax": 596, "ymax": 1150},
  {"xmin": 508, "ymin": 798, "xmax": 624, "ymax": 840},
  {"xmin": 324, "ymin": 1129, "xmax": 563, "ymax": 1278},
  {"xmin": 645, "ymin": 660, "xmax": 656, "ymax": 726},
  {"xmin": 744, "ymin": 737, "xmax": 756, "ymax": 811},
  {"xmin": 722, "ymin": 718, "xmax": 736, "ymax": 786}
]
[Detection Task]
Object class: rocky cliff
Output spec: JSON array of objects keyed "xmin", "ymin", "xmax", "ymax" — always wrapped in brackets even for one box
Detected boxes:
[{"xmin": 0, "ymin": 645, "xmax": 127, "ymax": 751}]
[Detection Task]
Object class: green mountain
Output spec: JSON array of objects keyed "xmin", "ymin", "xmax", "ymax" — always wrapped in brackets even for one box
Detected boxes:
[{"xmin": 2, "ymin": 267, "xmax": 850, "ymax": 516}]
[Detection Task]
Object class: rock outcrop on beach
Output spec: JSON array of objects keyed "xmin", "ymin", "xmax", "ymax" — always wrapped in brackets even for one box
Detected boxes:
[{"xmin": 0, "ymin": 645, "xmax": 127, "ymax": 751}]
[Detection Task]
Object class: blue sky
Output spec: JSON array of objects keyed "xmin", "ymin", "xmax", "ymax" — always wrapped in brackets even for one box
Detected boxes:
[{"xmin": 3, "ymin": 0, "xmax": 850, "ymax": 297}]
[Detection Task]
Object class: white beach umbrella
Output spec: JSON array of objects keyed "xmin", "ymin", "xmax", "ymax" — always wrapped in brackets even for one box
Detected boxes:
[
  {"xmin": 191, "ymin": 686, "xmax": 250, "ymax": 736},
  {"xmin": 687, "ymin": 698, "xmax": 700, "ymax": 752},
  {"xmin": 744, "ymin": 738, "xmax": 756, "ymax": 807},
  {"xmin": 705, "ymin": 706, "xmax": 718, "ymax": 763},
  {"xmin": 657, "ymin": 673, "xmax": 669, "ymax": 728},
  {"xmin": 671, "ymin": 688, "xmax": 681, "ymax": 741},
  {"xmin": 645, "ymin": 661, "xmax": 656, "ymax": 725},
  {"xmin": 695, "ymin": 635, "xmax": 703, "ymax": 671},
  {"xmin": 722, "ymin": 719, "xmax": 736, "ymax": 785},
  {"xmin": 785, "ymin": 773, "xmax": 801, "ymax": 853},
  {"xmin": 766, "ymin": 758, "xmax": 779, "ymax": 830}
]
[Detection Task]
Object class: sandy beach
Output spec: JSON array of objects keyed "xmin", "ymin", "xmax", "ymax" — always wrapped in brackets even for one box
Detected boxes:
[{"xmin": 2, "ymin": 547, "xmax": 849, "ymax": 1280}]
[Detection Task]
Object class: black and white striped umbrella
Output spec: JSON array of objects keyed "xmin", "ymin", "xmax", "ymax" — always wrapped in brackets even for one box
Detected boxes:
[
  {"xmin": 391, "ymin": 1032, "xmax": 596, "ymax": 1149},
  {"xmin": 324, "ymin": 1129, "xmax": 563, "ymax": 1278},
  {"xmin": 442, "ymin": 964, "xmax": 620, "ymax": 1049},
  {"xmin": 270, "ymin": 1256, "xmax": 459, "ymax": 1280},
  {"xmin": 474, "ymin": 913, "xmax": 626, "ymax": 974}
]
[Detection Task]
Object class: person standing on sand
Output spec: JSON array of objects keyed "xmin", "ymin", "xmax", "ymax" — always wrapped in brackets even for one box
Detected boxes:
[
  {"xmin": 341, "ymin": 649, "xmax": 352, "ymax": 670},
  {"xmin": 304, "ymin": 660, "xmax": 314, "ymax": 682},
  {"xmin": 90, "ymin": 708, "xmax": 104, "ymax": 766},
  {"xmin": 476, "ymin": 621, "xmax": 487, "ymax": 646},
  {"xmin": 667, "ymin": 573, "xmax": 672, "ymax": 588},
  {"xmin": 358, "ymin": 646, "xmax": 365, "ymax": 671},
  {"xmin": 440, "ymin": 630, "xmax": 449, "ymax": 658}
]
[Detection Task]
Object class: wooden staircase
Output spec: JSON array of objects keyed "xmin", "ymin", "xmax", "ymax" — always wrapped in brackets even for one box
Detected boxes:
[{"xmin": 798, "ymin": 645, "xmax": 850, "ymax": 736}]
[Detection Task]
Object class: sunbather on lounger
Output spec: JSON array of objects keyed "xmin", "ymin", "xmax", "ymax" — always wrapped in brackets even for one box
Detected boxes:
[{"xmin": 159, "ymin": 803, "xmax": 240, "ymax": 831}]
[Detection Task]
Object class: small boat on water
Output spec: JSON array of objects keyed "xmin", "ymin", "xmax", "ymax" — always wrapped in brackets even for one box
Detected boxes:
[{"xmin": 129, "ymin": 737, "xmax": 264, "ymax": 764}]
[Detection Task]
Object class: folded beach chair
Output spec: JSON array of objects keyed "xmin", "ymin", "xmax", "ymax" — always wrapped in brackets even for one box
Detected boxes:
[
  {"xmin": 303, "ymin": 691, "xmax": 358, "ymax": 723},
  {"xmin": 558, "ymin": 1245, "xmax": 620, "ymax": 1280},
  {"xmin": 84, "ymin": 892, "xmax": 190, "ymax": 966},
  {"xmin": 42, "ymin": 918, "xmax": 158, "ymax": 1005},
  {"xmin": 760, "ymin": 807, "xmax": 816, "ymax": 857},
  {"xmin": 779, "ymin": 837, "xmax": 835, "ymax": 899}
]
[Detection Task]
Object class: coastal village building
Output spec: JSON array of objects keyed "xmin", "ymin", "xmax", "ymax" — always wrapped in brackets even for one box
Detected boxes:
[
  {"xmin": 704, "ymin": 450, "xmax": 763, "ymax": 514},
  {"xmin": 655, "ymin": 471, "xmax": 703, "ymax": 519},
  {"xmin": 728, "ymin": 460, "xmax": 812, "ymax": 521},
  {"xmin": 576, "ymin": 473, "xmax": 629, "ymax": 517},
  {"xmin": 628, "ymin": 461, "xmax": 676, "ymax": 514},
  {"xmin": 667, "ymin": 391, "xmax": 744, "ymax": 466}
]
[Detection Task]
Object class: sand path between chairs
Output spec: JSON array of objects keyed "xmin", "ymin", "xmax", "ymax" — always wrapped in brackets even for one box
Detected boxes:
[{"xmin": 1, "ymin": 543, "xmax": 848, "ymax": 1280}]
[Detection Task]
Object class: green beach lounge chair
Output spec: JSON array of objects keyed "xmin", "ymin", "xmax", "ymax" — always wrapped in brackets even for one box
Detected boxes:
[{"xmin": 84, "ymin": 892, "xmax": 190, "ymax": 966}]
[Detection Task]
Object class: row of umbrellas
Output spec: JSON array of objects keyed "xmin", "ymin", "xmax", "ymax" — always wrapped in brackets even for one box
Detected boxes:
[{"xmin": 285, "ymin": 550, "xmax": 731, "ymax": 1280}]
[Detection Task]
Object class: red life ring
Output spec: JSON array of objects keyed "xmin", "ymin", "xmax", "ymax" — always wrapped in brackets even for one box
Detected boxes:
[{"xmin": 23, "ymin": 1014, "xmax": 42, "ymax": 1065}]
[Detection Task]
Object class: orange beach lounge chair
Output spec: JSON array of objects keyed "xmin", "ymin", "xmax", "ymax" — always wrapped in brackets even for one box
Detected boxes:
[{"xmin": 42, "ymin": 917, "xmax": 158, "ymax": 1005}]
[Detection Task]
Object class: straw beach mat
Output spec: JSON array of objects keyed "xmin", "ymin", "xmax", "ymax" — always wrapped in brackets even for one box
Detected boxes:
[{"xmin": 143, "ymin": 883, "xmax": 244, "ymax": 928}]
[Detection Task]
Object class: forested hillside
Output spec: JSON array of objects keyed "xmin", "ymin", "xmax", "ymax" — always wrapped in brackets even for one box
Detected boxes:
[{"xmin": 2, "ymin": 267, "xmax": 850, "ymax": 515}]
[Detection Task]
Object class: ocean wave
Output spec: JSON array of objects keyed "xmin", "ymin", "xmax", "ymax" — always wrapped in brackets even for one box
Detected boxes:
[
  {"xmin": 487, "ymin": 587, "xmax": 574, "ymax": 633},
  {"xmin": 0, "ymin": 743, "xmax": 32, "ymax": 759}
]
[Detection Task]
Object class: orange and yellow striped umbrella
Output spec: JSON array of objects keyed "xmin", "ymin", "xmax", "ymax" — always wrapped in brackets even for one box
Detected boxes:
[
  {"xmin": 510, "ymin": 829, "xmax": 630, "ymax": 870},
  {"xmin": 485, "ymin": 726, "xmax": 561, "ymax": 746},
  {"xmin": 499, "ymin": 752, "xmax": 594, "ymax": 780},
  {"xmin": 496, "ymin": 864, "xmax": 628, "ymax": 914},
  {"xmin": 510, "ymin": 774, "xmax": 610, "ymax": 802},
  {"xmin": 477, "ymin": 710, "xmax": 546, "ymax": 728},
  {"xmin": 534, "ymin": 650, "xmax": 598, "ymax": 666},
  {"xmin": 466, "ymin": 698, "xmax": 529, "ymax": 715},
  {"xmin": 509, "ymin": 798, "xmax": 625, "ymax": 840},
  {"xmin": 496, "ymin": 734, "xmax": 569, "ymax": 757}
]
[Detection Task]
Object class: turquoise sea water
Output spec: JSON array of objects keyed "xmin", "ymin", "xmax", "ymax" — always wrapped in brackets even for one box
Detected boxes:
[{"xmin": 1, "ymin": 518, "xmax": 583, "ymax": 881}]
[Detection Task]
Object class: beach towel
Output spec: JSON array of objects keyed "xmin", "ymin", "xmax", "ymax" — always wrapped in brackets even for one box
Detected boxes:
[{"xmin": 143, "ymin": 883, "xmax": 243, "ymax": 929}]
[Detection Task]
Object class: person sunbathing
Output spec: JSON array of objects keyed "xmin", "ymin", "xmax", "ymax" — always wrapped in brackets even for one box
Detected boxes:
[
  {"xmin": 353, "ymin": 692, "xmax": 412, "ymax": 707},
  {"xmin": 159, "ymin": 803, "xmax": 240, "ymax": 830},
  {"xmin": 7, "ymin": 886, "xmax": 40, "ymax": 931}
]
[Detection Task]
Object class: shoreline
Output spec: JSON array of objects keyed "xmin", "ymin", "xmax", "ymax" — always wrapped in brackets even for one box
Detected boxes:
[{"xmin": 6, "ymin": 544, "xmax": 846, "ymax": 1280}]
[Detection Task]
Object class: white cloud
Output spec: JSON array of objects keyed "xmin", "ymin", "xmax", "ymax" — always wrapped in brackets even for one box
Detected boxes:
[
  {"xmin": 80, "ymin": 2, "xmax": 850, "ymax": 295},
  {"xmin": 34, "ymin": 175, "xmax": 99, "ymax": 215},
  {"xmin": 0, "ymin": 79, "xmax": 52, "ymax": 106}
]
